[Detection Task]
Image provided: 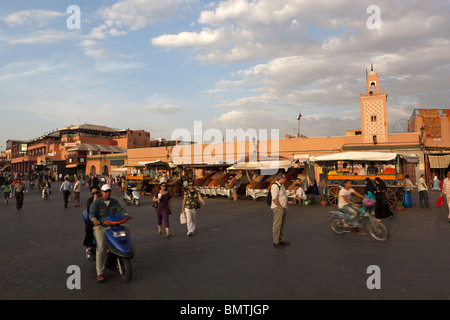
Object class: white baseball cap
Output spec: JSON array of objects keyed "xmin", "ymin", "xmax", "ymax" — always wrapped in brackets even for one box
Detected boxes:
[{"xmin": 101, "ymin": 184, "xmax": 112, "ymax": 191}]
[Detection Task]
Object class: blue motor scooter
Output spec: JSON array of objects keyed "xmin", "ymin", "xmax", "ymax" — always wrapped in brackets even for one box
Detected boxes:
[{"xmin": 82, "ymin": 210, "xmax": 135, "ymax": 282}]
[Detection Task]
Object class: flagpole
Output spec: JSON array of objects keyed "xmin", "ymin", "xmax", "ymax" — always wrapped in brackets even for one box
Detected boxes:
[{"xmin": 297, "ymin": 110, "xmax": 302, "ymax": 138}]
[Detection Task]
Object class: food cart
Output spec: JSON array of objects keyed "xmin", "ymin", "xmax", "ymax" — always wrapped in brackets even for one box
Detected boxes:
[
  {"xmin": 311, "ymin": 152, "xmax": 418, "ymax": 208},
  {"xmin": 138, "ymin": 160, "xmax": 180, "ymax": 196}
]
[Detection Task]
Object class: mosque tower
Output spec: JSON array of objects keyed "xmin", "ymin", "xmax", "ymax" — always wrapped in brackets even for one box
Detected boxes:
[{"xmin": 360, "ymin": 64, "xmax": 388, "ymax": 144}]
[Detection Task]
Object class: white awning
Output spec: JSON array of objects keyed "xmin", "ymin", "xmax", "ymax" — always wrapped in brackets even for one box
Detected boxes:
[
  {"xmin": 138, "ymin": 160, "xmax": 177, "ymax": 168},
  {"xmin": 311, "ymin": 152, "xmax": 419, "ymax": 164},
  {"xmin": 428, "ymin": 155, "xmax": 450, "ymax": 168},
  {"xmin": 227, "ymin": 156, "xmax": 298, "ymax": 171}
]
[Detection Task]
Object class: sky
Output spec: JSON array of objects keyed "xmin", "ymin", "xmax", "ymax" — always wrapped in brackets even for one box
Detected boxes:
[{"xmin": 0, "ymin": 0, "xmax": 449, "ymax": 150}]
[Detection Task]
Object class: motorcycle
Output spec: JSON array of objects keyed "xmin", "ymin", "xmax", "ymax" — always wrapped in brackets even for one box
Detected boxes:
[
  {"xmin": 29, "ymin": 180, "xmax": 35, "ymax": 189},
  {"xmin": 124, "ymin": 186, "xmax": 141, "ymax": 206},
  {"xmin": 82, "ymin": 210, "xmax": 135, "ymax": 282},
  {"xmin": 328, "ymin": 208, "xmax": 389, "ymax": 242}
]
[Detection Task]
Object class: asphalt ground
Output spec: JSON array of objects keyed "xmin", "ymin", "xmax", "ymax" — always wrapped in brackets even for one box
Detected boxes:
[{"xmin": 1, "ymin": 182, "xmax": 450, "ymax": 301}]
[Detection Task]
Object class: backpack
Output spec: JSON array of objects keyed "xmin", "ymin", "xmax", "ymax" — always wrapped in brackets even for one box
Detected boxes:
[{"xmin": 266, "ymin": 183, "xmax": 280, "ymax": 206}]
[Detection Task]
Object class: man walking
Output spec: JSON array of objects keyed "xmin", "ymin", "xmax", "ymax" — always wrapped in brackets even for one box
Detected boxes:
[
  {"xmin": 74, "ymin": 176, "xmax": 81, "ymax": 207},
  {"xmin": 440, "ymin": 171, "xmax": 450, "ymax": 222},
  {"xmin": 270, "ymin": 173, "xmax": 289, "ymax": 248},
  {"xmin": 418, "ymin": 174, "xmax": 431, "ymax": 209},
  {"xmin": 60, "ymin": 177, "xmax": 73, "ymax": 208},
  {"xmin": 13, "ymin": 178, "xmax": 26, "ymax": 211}
]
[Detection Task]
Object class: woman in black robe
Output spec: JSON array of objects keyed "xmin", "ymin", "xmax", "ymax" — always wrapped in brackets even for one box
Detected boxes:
[
  {"xmin": 374, "ymin": 177, "xmax": 393, "ymax": 219},
  {"xmin": 364, "ymin": 178, "xmax": 376, "ymax": 196}
]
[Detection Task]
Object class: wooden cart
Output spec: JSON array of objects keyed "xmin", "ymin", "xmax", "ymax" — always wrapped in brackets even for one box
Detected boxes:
[{"xmin": 311, "ymin": 152, "xmax": 418, "ymax": 208}]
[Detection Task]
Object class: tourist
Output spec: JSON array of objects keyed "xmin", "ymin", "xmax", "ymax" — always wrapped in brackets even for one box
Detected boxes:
[
  {"xmin": 418, "ymin": 174, "xmax": 431, "ymax": 209},
  {"xmin": 270, "ymin": 173, "xmax": 290, "ymax": 248},
  {"xmin": 3, "ymin": 180, "xmax": 11, "ymax": 204},
  {"xmin": 374, "ymin": 177, "xmax": 394, "ymax": 219},
  {"xmin": 74, "ymin": 176, "xmax": 81, "ymax": 207},
  {"xmin": 13, "ymin": 178, "xmax": 26, "ymax": 211},
  {"xmin": 440, "ymin": 171, "xmax": 450, "ymax": 223},
  {"xmin": 153, "ymin": 182, "xmax": 175, "ymax": 238},
  {"xmin": 181, "ymin": 180, "xmax": 206, "ymax": 236},
  {"xmin": 60, "ymin": 177, "xmax": 73, "ymax": 208}
]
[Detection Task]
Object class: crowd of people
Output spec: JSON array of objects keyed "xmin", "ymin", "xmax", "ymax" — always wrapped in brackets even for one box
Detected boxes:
[{"xmin": 1, "ymin": 168, "xmax": 450, "ymax": 279}]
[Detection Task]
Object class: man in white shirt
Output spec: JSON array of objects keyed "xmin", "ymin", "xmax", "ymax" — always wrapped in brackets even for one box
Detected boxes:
[
  {"xmin": 73, "ymin": 176, "xmax": 81, "ymax": 207},
  {"xmin": 358, "ymin": 163, "xmax": 367, "ymax": 176},
  {"xmin": 418, "ymin": 174, "xmax": 431, "ymax": 209},
  {"xmin": 404, "ymin": 174, "xmax": 414, "ymax": 192},
  {"xmin": 60, "ymin": 177, "xmax": 73, "ymax": 208},
  {"xmin": 270, "ymin": 173, "xmax": 289, "ymax": 248},
  {"xmin": 338, "ymin": 180, "xmax": 364, "ymax": 229}
]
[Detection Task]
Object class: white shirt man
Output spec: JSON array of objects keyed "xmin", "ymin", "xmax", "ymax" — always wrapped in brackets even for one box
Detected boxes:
[
  {"xmin": 270, "ymin": 173, "xmax": 289, "ymax": 248},
  {"xmin": 418, "ymin": 174, "xmax": 430, "ymax": 208}
]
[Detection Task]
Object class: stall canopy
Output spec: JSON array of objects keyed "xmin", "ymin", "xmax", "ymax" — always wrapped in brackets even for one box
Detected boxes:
[
  {"xmin": 227, "ymin": 155, "xmax": 300, "ymax": 171},
  {"xmin": 311, "ymin": 152, "xmax": 419, "ymax": 164},
  {"xmin": 428, "ymin": 154, "xmax": 450, "ymax": 168},
  {"xmin": 179, "ymin": 161, "xmax": 231, "ymax": 169},
  {"xmin": 138, "ymin": 159, "xmax": 177, "ymax": 168}
]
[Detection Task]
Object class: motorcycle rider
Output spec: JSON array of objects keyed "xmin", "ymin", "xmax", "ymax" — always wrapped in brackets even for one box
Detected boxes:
[
  {"xmin": 89, "ymin": 184, "xmax": 133, "ymax": 282},
  {"xmin": 338, "ymin": 180, "xmax": 364, "ymax": 231}
]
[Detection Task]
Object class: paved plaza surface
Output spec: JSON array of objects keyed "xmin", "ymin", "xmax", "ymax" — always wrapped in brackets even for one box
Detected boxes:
[{"xmin": 1, "ymin": 182, "xmax": 450, "ymax": 300}]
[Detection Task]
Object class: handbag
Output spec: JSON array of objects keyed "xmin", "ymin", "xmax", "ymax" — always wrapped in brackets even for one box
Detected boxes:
[
  {"xmin": 180, "ymin": 210, "xmax": 187, "ymax": 224},
  {"xmin": 436, "ymin": 196, "xmax": 445, "ymax": 207},
  {"xmin": 152, "ymin": 201, "xmax": 159, "ymax": 208}
]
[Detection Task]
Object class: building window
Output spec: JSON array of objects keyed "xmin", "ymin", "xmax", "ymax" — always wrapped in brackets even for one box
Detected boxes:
[{"xmin": 371, "ymin": 115, "xmax": 377, "ymax": 122}]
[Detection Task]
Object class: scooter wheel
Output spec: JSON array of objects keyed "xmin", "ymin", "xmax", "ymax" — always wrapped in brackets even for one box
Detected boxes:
[{"xmin": 118, "ymin": 257, "xmax": 132, "ymax": 282}]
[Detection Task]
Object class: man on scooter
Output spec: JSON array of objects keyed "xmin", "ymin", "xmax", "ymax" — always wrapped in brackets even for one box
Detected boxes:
[
  {"xmin": 89, "ymin": 184, "xmax": 133, "ymax": 282},
  {"xmin": 338, "ymin": 180, "xmax": 364, "ymax": 230}
]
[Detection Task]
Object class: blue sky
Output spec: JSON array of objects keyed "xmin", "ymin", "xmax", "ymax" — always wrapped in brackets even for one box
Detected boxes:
[{"xmin": 0, "ymin": 0, "xmax": 449, "ymax": 150}]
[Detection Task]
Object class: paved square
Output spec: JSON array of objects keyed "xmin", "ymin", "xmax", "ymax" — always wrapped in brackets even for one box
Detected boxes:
[{"xmin": 1, "ymin": 183, "xmax": 450, "ymax": 300}]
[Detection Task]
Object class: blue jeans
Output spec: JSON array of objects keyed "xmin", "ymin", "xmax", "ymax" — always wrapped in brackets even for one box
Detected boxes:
[{"xmin": 341, "ymin": 204, "xmax": 361, "ymax": 227}]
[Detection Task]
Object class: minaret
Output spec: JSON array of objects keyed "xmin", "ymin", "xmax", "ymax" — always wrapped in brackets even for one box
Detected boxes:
[{"xmin": 360, "ymin": 64, "xmax": 388, "ymax": 144}]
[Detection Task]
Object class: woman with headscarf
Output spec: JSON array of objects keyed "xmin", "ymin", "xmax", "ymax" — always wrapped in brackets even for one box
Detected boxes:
[
  {"xmin": 374, "ymin": 177, "xmax": 393, "ymax": 219},
  {"xmin": 364, "ymin": 178, "xmax": 376, "ymax": 197}
]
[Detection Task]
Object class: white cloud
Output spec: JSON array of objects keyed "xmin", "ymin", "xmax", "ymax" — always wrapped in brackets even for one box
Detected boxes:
[
  {"xmin": 9, "ymin": 30, "xmax": 79, "ymax": 45},
  {"xmin": 141, "ymin": 104, "xmax": 186, "ymax": 114},
  {"xmin": 2, "ymin": 9, "xmax": 66, "ymax": 27},
  {"xmin": 88, "ymin": 0, "xmax": 197, "ymax": 39}
]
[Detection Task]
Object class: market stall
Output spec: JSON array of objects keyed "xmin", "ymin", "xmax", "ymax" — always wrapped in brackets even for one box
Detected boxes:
[
  {"xmin": 192, "ymin": 166, "xmax": 246, "ymax": 199},
  {"xmin": 138, "ymin": 160, "xmax": 180, "ymax": 196},
  {"xmin": 310, "ymin": 152, "xmax": 419, "ymax": 207},
  {"xmin": 227, "ymin": 156, "xmax": 314, "ymax": 200}
]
